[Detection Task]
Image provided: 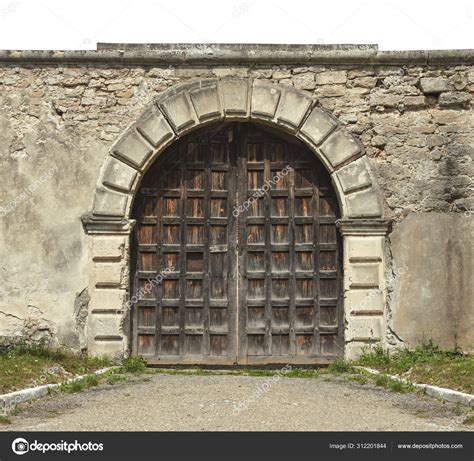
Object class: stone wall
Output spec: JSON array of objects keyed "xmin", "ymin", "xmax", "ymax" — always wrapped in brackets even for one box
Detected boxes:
[{"xmin": 0, "ymin": 45, "xmax": 472, "ymax": 355}]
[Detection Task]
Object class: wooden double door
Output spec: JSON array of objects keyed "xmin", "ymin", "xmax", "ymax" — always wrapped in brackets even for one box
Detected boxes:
[{"xmin": 131, "ymin": 123, "xmax": 342, "ymax": 365}]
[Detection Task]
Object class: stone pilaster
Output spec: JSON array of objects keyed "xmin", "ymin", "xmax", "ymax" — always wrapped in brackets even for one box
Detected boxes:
[
  {"xmin": 337, "ymin": 219, "xmax": 391, "ymax": 360},
  {"xmin": 81, "ymin": 215, "xmax": 135, "ymax": 358}
]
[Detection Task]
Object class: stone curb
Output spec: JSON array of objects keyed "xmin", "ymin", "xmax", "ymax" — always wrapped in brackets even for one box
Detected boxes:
[
  {"xmin": 353, "ymin": 366, "xmax": 474, "ymax": 407},
  {"xmin": 0, "ymin": 366, "xmax": 119, "ymax": 413}
]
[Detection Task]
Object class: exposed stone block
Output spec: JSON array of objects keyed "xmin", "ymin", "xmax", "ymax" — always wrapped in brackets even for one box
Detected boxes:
[
  {"xmin": 113, "ymin": 130, "xmax": 153, "ymax": 169},
  {"xmin": 275, "ymin": 88, "xmax": 312, "ymax": 130},
  {"xmin": 293, "ymin": 73, "xmax": 315, "ymax": 90},
  {"xmin": 220, "ymin": 79, "xmax": 249, "ymax": 116},
  {"xmin": 92, "ymin": 187, "xmax": 129, "ymax": 217},
  {"xmin": 251, "ymin": 81, "xmax": 281, "ymax": 118},
  {"xmin": 369, "ymin": 93, "xmax": 401, "ymax": 108},
  {"xmin": 438, "ymin": 91, "xmax": 471, "ymax": 108},
  {"xmin": 352, "ymin": 76, "xmax": 377, "ymax": 88},
  {"xmin": 420, "ymin": 77, "xmax": 451, "ymax": 94},
  {"xmin": 371, "ymin": 135, "xmax": 387, "ymax": 147},
  {"xmin": 272, "ymin": 69, "xmax": 292, "ymax": 79},
  {"xmin": 102, "ymin": 157, "xmax": 137, "ymax": 192},
  {"xmin": 404, "ymin": 95, "xmax": 426, "ymax": 109},
  {"xmin": 137, "ymin": 109, "xmax": 175, "ymax": 147},
  {"xmin": 160, "ymin": 93, "xmax": 196, "ymax": 132},
  {"xmin": 315, "ymin": 70, "xmax": 347, "ymax": 85},
  {"xmin": 300, "ymin": 107, "xmax": 337, "ymax": 146},
  {"xmin": 190, "ymin": 84, "xmax": 222, "ymax": 121},
  {"xmin": 320, "ymin": 129, "xmax": 361, "ymax": 168}
]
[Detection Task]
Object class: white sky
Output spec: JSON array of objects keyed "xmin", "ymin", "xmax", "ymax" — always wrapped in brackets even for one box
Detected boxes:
[{"xmin": 0, "ymin": 0, "xmax": 472, "ymax": 50}]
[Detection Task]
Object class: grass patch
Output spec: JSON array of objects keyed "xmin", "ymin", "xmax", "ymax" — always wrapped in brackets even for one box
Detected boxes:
[
  {"xmin": 120, "ymin": 356, "xmax": 147, "ymax": 374},
  {"xmin": 462, "ymin": 415, "xmax": 474, "ymax": 426},
  {"xmin": 346, "ymin": 374, "xmax": 368, "ymax": 385},
  {"xmin": 58, "ymin": 374, "xmax": 100, "ymax": 393},
  {"xmin": 58, "ymin": 380, "xmax": 85, "ymax": 393},
  {"xmin": 371, "ymin": 373, "xmax": 415, "ymax": 393},
  {"xmin": 106, "ymin": 374, "xmax": 128, "ymax": 385},
  {"xmin": 388, "ymin": 379, "xmax": 415, "ymax": 393},
  {"xmin": 374, "ymin": 374, "xmax": 390, "ymax": 388},
  {"xmin": 327, "ymin": 359, "xmax": 352, "ymax": 374},
  {"xmin": 0, "ymin": 415, "xmax": 12, "ymax": 425},
  {"xmin": 356, "ymin": 341, "xmax": 473, "ymax": 394},
  {"xmin": 0, "ymin": 344, "xmax": 110, "ymax": 394}
]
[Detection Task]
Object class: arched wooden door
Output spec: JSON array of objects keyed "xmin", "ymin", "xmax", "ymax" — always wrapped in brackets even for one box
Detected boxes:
[{"xmin": 131, "ymin": 123, "xmax": 343, "ymax": 365}]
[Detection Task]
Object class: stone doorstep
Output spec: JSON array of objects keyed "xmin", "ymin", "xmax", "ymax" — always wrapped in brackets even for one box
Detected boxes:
[
  {"xmin": 353, "ymin": 366, "xmax": 474, "ymax": 407},
  {"xmin": 0, "ymin": 366, "xmax": 118, "ymax": 412}
]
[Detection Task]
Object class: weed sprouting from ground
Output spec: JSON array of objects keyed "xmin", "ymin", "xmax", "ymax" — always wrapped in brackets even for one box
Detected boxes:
[
  {"xmin": 106, "ymin": 374, "xmax": 127, "ymax": 385},
  {"xmin": 463, "ymin": 415, "xmax": 474, "ymax": 426},
  {"xmin": 327, "ymin": 359, "xmax": 352, "ymax": 374},
  {"xmin": 388, "ymin": 379, "xmax": 415, "ymax": 393},
  {"xmin": 59, "ymin": 380, "xmax": 85, "ymax": 393},
  {"xmin": 58, "ymin": 374, "xmax": 100, "ymax": 393},
  {"xmin": 121, "ymin": 356, "xmax": 147, "ymax": 374},
  {"xmin": 346, "ymin": 374, "xmax": 368, "ymax": 385},
  {"xmin": 0, "ymin": 415, "xmax": 12, "ymax": 425},
  {"xmin": 374, "ymin": 374, "xmax": 390, "ymax": 388}
]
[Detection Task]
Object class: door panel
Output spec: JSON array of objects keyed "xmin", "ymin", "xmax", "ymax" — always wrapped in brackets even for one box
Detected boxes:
[
  {"xmin": 133, "ymin": 128, "xmax": 237, "ymax": 364},
  {"xmin": 131, "ymin": 123, "xmax": 342, "ymax": 365},
  {"xmin": 236, "ymin": 126, "xmax": 342, "ymax": 364}
]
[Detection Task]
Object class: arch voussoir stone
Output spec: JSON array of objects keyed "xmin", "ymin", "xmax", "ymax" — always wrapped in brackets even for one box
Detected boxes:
[
  {"xmin": 299, "ymin": 107, "xmax": 337, "ymax": 149},
  {"xmin": 220, "ymin": 79, "xmax": 250, "ymax": 117},
  {"xmin": 274, "ymin": 85, "xmax": 313, "ymax": 131},
  {"xmin": 320, "ymin": 128, "xmax": 362, "ymax": 169},
  {"xmin": 101, "ymin": 157, "xmax": 138, "ymax": 192},
  {"xmin": 91, "ymin": 77, "xmax": 384, "ymax": 220},
  {"xmin": 113, "ymin": 129, "xmax": 153, "ymax": 169},
  {"xmin": 92, "ymin": 186, "xmax": 130, "ymax": 217},
  {"xmin": 189, "ymin": 83, "xmax": 222, "ymax": 122},
  {"xmin": 137, "ymin": 107, "xmax": 175, "ymax": 148}
]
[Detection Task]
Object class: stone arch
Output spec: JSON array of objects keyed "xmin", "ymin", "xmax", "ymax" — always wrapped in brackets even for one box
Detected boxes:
[
  {"xmin": 90, "ymin": 78, "xmax": 383, "ymax": 222},
  {"xmin": 82, "ymin": 78, "xmax": 390, "ymax": 361}
]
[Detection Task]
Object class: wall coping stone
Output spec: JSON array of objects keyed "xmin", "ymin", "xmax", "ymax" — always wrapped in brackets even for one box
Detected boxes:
[{"xmin": 0, "ymin": 44, "xmax": 473, "ymax": 65}]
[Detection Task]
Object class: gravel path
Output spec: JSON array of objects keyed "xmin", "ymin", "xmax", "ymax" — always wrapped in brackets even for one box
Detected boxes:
[{"xmin": 2, "ymin": 374, "xmax": 470, "ymax": 431}]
